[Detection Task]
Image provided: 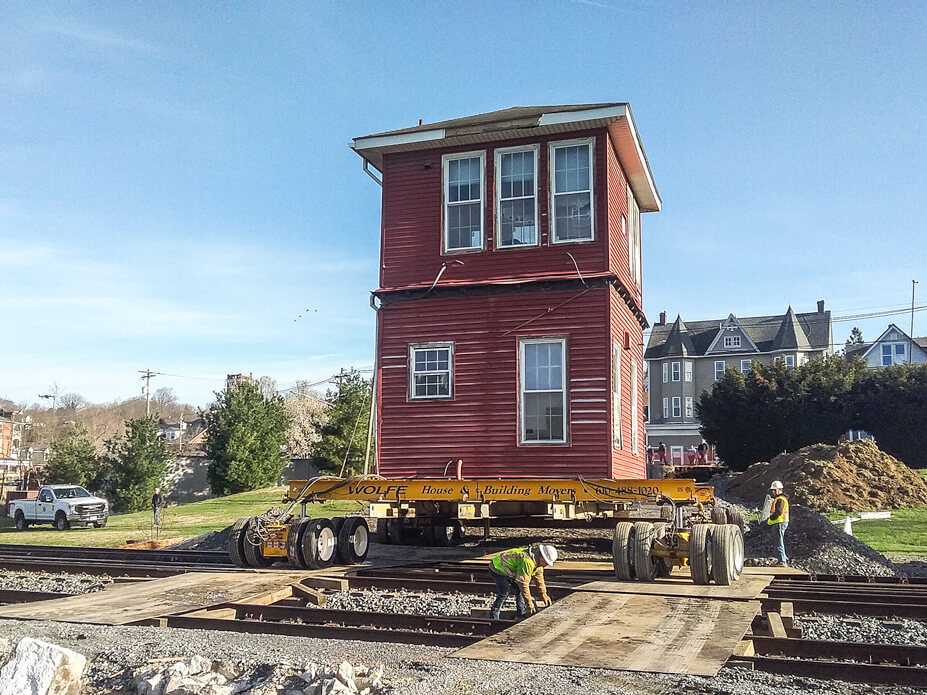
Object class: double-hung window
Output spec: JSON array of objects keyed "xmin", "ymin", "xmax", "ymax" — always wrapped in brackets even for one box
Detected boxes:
[
  {"xmin": 409, "ymin": 343, "xmax": 453, "ymax": 399},
  {"xmin": 662, "ymin": 397, "xmax": 669, "ymax": 419},
  {"xmin": 550, "ymin": 138, "xmax": 594, "ymax": 243},
  {"xmin": 784, "ymin": 355, "xmax": 796, "ymax": 369},
  {"xmin": 685, "ymin": 396, "xmax": 693, "ymax": 418},
  {"xmin": 684, "ymin": 361, "xmax": 693, "ymax": 382},
  {"xmin": 443, "ymin": 152, "xmax": 484, "ymax": 252},
  {"xmin": 714, "ymin": 360, "xmax": 725, "ymax": 381},
  {"xmin": 740, "ymin": 359, "xmax": 752, "ymax": 375},
  {"xmin": 672, "ymin": 396, "xmax": 681, "ymax": 418},
  {"xmin": 723, "ymin": 335, "xmax": 741, "ymax": 349},
  {"xmin": 671, "ymin": 361, "xmax": 681, "ymax": 382},
  {"xmin": 662, "ymin": 363, "xmax": 669, "ymax": 383},
  {"xmin": 495, "ymin": 146, "xmax": 538, "ymax": 248},
  {"xmin": 612, "ymin": 341, "xmax": 622, "ymax": 448},
  {"xmin": 520, "ymin": 338, "xmax": 567, "ymax": 444},
  {"xmin": 882, "ymin": 343, "xmax": 905, "ymax": 366}
]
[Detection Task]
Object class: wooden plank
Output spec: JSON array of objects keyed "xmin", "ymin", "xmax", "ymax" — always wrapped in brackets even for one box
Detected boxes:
[
  {"xmin": 779, "ymin": 602, "xmax": 794, "ymax": 630},
  {"xmin": 298, "ymin": 577, "xmax": 348, "ymax": 591},
  {"xmin": 291, "ymin": 584, "xmax": 327, "ymax": 606},
  {"xmin": 0, "ymin": 571, "xmax": 307, "ymax": 625},
  {"xmin": 574, "ymin": 573, "xmax": 771, "ymax": 601},
  {"xmin": 766, "ymin": 612, "xmax": 787, "ymax": 638},
  {"xmin": 733, "ymin": 639, "xmax": 755, "ymax": 656},
  {"xmin": 453, "ymin": 592, "xmax": 760, "ymax": 676}
]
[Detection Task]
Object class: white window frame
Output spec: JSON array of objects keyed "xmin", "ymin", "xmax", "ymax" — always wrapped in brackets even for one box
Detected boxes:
[
  {"xmin": 662, "ymin": 362, "xmax": 668, "ymax": 383},
  {"xmin": 671, "ymin": 361, "xmax": 681, "ymax": 382},
  {"xmin": 662, "ymin": 397, "xmax": 668, "ymax": 419},
  {"xmin": 630, "ymin": 358, "xmax": 639, "ymax": 455},
  {"xmin": 685, "ymin": 396, "xmax": 693, "ymax": 418},
  {"xmin": 612, "ymin": 341, "xmax": 622, "ymax": 449},
  {"xmin": 494, "ymin": 145, "xmax": 539, "ymax": 250},
  {"xmin": 882, "ymin": 343, "xmax": 906, "ymax": 366},
  {"xmin": 723, "ymin": 335, "xmax": 742, "ymax": 349},
  {"xmin": 672, "ymin": 396, "xmax": 681, "ymax": 418},
  {"xmin": 784, "ymin": 354, "xmax": 796, "ymax": 369},
  {"xmin": 740, "ymin": 359, "xmax": 751, "ymax": 375},
  {"xmin": 519, "ymin": 337, "xmax": 568, "ymax": 445},
  {"xmin": 684, "ymin": 361, "xmax": 693, "ymax": 382},
  {"xmin": 714, "ymin": 360, "xmax": 725, "ymax": 381},
  {"xmin": 442, "ymin": 151, "xmax": 485, "ymax": 253},
  {"xmin": 409, "ymin": 342, "xmax": 454, "ymax": 400},
  {"xmin": 627, "ymin": 185, "xmax": 642, "ymax": 289},
  {"xmin": 549, "ymin": 137, "xmax": 595, "ymax": 244}
]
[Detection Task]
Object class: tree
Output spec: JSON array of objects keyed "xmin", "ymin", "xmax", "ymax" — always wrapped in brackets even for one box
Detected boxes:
[
  {"xmin": 100, "ymin": 417, "xmax": 172, "ymax": 513},
  {"xmin": 846, "ymin": 327, "xmax": 864, "ymax": 348},
  {"xmin": 312, "ymin": 370, "xmax": 373, "ymax": 476},
  {"xmin": 284, "ymin": 381, "xmax": 329, "ymax": 459},
  {"xmin": 852, "ymin": 364, "xmax": 927, "ymax": 468},
  {"xmin": 153, "ymin": 387, "xmax": 177, "ymax": 411},
  {"xmin": 58, "ymin": 392, "xmax": 88, "ymax": 411},
  {"xmin": 45, "ymin": 424, "xmax": 102, "ymax": 490},
  {"xmin": 204, "ymin": 380, "xmax": 289, "ymax": 495}
]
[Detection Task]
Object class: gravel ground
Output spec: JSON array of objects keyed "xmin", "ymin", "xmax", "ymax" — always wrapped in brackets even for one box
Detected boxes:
[
  {"xmin": 797, "ymin": 614, "xmax": 927, "ymax": 645},
  {"xmin": 0, "ymin": 569, "xmax": 112, "ymax": 595},
  {"xmin": 322, "ymin": 589, "xmax": 490, "ymax": 617},
  {"xmin": 0, "ymin": 619, "xmax": 918, "ymax": 695}
]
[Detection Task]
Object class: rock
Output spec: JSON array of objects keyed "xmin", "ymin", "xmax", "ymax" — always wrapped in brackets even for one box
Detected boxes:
[
  {"xmin": 0, "ymin": 637, "xmax": 86, "ymax": 695},
  {"xmin": 335, "ymin": 661, "xmax": 355, "ymax": 688}
]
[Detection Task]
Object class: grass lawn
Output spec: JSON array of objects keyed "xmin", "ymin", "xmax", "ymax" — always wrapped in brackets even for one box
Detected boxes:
[
  {"xmin": 0, "ymin": 487, "xmax": 364, "ymax": 548},
  {"xmin": 827, "ymin": 506, "xmax": 927, "ymax": 556}
]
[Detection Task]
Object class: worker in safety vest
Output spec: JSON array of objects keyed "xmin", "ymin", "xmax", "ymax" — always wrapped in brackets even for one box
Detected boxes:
[
  {"xmin": 767, "ymin": 480, "xmax": 789, "ymax": 566},
  {"xmin": 488, "ymin": 544, "xmax": 557, "ymax": 620}
]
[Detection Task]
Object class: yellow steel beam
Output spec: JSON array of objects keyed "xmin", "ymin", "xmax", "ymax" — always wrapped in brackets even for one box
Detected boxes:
[{"xmin": 286, "ymin": 477, "xmax": 712, "ymax": 505}]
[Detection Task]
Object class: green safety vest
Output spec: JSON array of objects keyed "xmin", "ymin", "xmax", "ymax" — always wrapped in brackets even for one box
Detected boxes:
[
  {"xmin": 490, "ymin": 547, "xmax": 538, "ymax": 584},
  {"xmin": 767, "ymin": 495, "xmax": 789, "ymax": 525}
]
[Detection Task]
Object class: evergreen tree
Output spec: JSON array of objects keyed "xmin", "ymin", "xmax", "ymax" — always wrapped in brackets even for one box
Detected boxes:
[
  {"xmin": 312, "ymin": 370, "xmax": 373, "ymax": 476},
  {"xmin": 100, "ymin": 417, "xmax": 172, "ymax": 512},
  {"xmin": 852, "ymin": 363, "xmax": 927, "ymax": 468},
  {"xmin": 846, "ymin": 326, "xmax": 864, "ymax": 348},
  {"xmin": 45, "ymin": 424, "xmax": 102, "ymax": 490},
  {"xmin": 204, "ymin": 380, "xmax": 289, "ymax": 495}
]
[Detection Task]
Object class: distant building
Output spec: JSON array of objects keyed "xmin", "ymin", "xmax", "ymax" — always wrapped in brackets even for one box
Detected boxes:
[
  {"xmin": 226, "ymin": 373, "xmax": 253, "ymax": 390},
  {"xmin": 644, "ymin": 301, "xmax": 833, "ymax": 463},
  {"xmin": 845, "ymin": 323, "xmax": 927, "ymax": 368}
]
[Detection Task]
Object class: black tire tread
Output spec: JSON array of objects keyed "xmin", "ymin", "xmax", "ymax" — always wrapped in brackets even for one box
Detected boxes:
[
  {"xmin": 632, "ymin": 521, "xmax": 656, "ymax": 582},
  {"xmin": 689, "ymin": 523, "xmax": 712, "ymax": 585},
  {"xmin": 228, "ymin": 517, "xmax": 251, "ymax": 568},
  {"xmin": 612, "ymin": 522, "xmax": 634, "ymax": 581},
  {"xmin": 711, "ymin": 524, "xmax": 735, "ymax": 586},
  {"xmin": 337, "ymin": 517, "xmax": 370, "ymax": 565}
]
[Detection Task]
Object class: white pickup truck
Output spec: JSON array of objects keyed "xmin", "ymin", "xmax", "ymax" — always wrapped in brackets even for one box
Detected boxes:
[{"xmin": 9, "ymin": 485, "xmax": 109, "ymax": 531}]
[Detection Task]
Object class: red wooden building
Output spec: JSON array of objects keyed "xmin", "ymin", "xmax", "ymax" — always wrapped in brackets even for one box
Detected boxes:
[{"xmin": 352, "ymin": 104, "xmax": 661, "ymax": 480}]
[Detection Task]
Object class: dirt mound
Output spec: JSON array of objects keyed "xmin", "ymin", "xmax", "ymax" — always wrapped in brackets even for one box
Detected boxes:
[{"xmin": 728, "ymin": 440, "xmax": 927, "ymax": 512}]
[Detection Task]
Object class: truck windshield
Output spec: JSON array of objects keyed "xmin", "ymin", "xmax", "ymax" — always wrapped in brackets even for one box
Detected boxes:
[{"xmin": 54, "ymin": 487, "xmax": 91, "ymax": 499}]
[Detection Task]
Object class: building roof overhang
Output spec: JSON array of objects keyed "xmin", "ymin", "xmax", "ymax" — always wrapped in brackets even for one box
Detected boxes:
[{"xmin": 351, "ymin": 103, "xmax": 661, "ymax": 212}]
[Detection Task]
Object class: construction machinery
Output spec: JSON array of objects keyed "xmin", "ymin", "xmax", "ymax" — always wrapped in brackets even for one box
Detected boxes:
[{"xmin": 229, "ymin": 474, "xmax": 746, "ymax": 585}]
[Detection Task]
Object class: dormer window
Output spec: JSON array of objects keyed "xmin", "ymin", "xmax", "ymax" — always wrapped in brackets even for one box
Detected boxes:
[
  {"xmin": 443, "ymin": 152, "xmax": 485, "ymax": 252},
  {"xmin": 550, "ymin": 138, "xmax": 594, "ymax": 243},
  {"xmin": 495, "ymin": 146, "xmax": 539, "ymax": 248},
  {"xmin": 723, "ymin": 335, "xmax": 741, "ymax": 349}
]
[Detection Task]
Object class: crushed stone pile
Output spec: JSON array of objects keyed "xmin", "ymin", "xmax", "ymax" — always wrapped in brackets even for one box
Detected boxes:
[
  {"xmin": 168, "ymin": 525, "xmax": 233, "ymax": 552},
  {"xmin": 744, "ymin": 505, "xmax": 897, "ymax": 576},
  {"xmin": 323, "ymin": 589, "xmax": 485, "ymax": 617},
  {"xmin": 728, "ymin": 440, "xmax": 927, "ymax": 512}
]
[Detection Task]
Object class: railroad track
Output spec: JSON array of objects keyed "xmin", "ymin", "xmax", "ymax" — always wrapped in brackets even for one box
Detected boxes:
[{"xmin": 0, "ymin": 543, "xmax": 233, "ymax": 576}]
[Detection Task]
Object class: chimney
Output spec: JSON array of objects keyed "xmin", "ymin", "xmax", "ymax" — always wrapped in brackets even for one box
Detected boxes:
[
  {"xmin": 817, "ymin": 300, "xmax": 825, "ymax": 313},
  {"xmin": 659, "ymin": 311, "xmax": 667, "ymax": 325}
]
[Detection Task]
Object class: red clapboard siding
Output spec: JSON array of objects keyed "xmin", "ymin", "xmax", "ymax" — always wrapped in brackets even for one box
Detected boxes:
[
  {"xmin": 380, "ymin": 128, "xmax": 613, "ymax": 291},
  {"xmin": 609, "ymin": 286, "xmax": 646, "ymax": 479},
  {"xmin": 605, "ymin": 137, "xmax": 643, "ymax": 314},
  {"xmin": 375, "ymin": 287, "xmax": 613, "ymax": 479}
]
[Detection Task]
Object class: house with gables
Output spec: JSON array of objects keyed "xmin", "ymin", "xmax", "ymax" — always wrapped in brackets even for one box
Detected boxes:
[
  {"xmin": 845, "ymin": 323, "xmax": 927, "ymax": 368},
  {"xmin": 352, "ymin": 104, "xmax": 660, "ymax": 479},
  {"xmin": 644, "ymin": 302, "xmax": 832, "ymax": 462}
]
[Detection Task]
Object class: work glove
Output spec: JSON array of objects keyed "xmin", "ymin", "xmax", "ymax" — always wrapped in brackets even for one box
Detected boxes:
[
  {"xmin": 540, "ymin": 593, "xmax": 551, "ymax": 607},
  {"xmin": 526, "ymin": 601, "xmax": 536, "ymax": 615}
]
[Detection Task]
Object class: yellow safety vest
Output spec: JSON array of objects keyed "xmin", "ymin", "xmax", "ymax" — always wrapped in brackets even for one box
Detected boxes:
[{"xmin": 767, "ymin": 495, "xmax": 789, "ymax": 525}]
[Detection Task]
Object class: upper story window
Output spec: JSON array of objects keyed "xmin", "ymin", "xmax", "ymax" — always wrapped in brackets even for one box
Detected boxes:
[
  {"xmin": 671, "ymin": 362, "xmax": 681, "ymax": 382},
  {"xmin": 784, "ymin": 355, "xmax": 796, "ymax": 369},
  {"xmin": 443, "ymin": 152, "xmax": 485, "ymax": 252},
  {"xmin": 612, "ymin": 341, "xmax": 622, "ymax": 449},
  {"xmin": 662, "ymin": 363, "xmax": 668, "ymax": 383},
  {"xmin": 550, "ymin": 138, "xmax": 594, "ymax": 243},
  {"xmin": 684, "ymin": 361, "xmax": 693, "ymax": 382},
  {"xmin": 629, "ymin": 358, "xmax": 639, "ymax": 455},
  {"xmin": 723, "ymin": 335, "xmax": 741, "ymax": 349},
  {"xmin": 740, "ymin": 359, "xmax": 752, "ymax": 375},
  {"xmin": 409, "ymin": 343, "xmax": 453, "ymax": 399},
  {"xmin": 627, "ymin": 186, "xmax": 642, "ymax": 289},
  {"xmin": 520, "ymin": 338, "xmax": 567, "ymax": 444},
  {"xmin": 714, "ymin": 360, "xmax": 725, "ymax": 381},
  {"xmin": 671, "ymin": 396, "xmax": 681, "ymax": 418},
  {"xmin": 882, "ymin": 343, "xmax": 906, "ymax": 366},
  {"xmin": 495, "ymin": 146, "xmax": 538, "ymax": 248}
]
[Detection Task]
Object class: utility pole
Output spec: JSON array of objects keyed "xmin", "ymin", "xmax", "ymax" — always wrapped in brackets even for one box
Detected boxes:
[
  {"xmin": 139, "ymin": 369, "xmax": 157, "ymax": 416},
  {"xmin": 910, "ymin": 280, "xmax": 919, "ymax": 364}
]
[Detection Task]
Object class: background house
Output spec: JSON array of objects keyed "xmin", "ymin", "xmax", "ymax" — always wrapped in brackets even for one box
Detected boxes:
[
  {"xmin": 644, "ymin": 302, "xmax": 833, "ymax": 463},
  {"xmin": 845, "ymin": 323, "xmax": 927, "ymax": 368}
]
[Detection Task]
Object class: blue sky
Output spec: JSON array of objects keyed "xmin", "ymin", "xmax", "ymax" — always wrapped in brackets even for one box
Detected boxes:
[{"xmin": 2, "ymin": 1, "xmax": 925, "ymax": 407}]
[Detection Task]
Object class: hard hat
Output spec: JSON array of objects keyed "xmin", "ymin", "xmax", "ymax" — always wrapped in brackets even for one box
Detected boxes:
[
  {"xmin": 769, "ymin": 480, "xmax": 783, "ymax": 491},
  {"xmin": 538, "ymin": 544, "xmax": 558, "ymax": 566}
]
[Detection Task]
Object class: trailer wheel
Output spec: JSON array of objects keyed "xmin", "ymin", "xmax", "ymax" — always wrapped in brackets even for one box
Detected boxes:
[
  {"xmin": 729, "ymin": 509, "xmax": 747, "ymax": 533},
  {"xmin": 632, "ymin": 522, "xmax": 657, "ymax": 582},
  {"xmin": 243, "ymin": 523, "xmax": 275, "ymax": 568},
  {"xmin": 689, "ymin": 523, "xmax": 713, "ymax": 585},
  {"xmin": 387, "ymin": 519, "xmax": 403, "ymax": 545},
  {"xmin": 730, "ymin": 524, "xmax": 745, "ymax": 579},
  {"xmin": 337, "ymin": 517, "xmax": 370, "ymax": 564},
  {"xmin": 14, "ymin": 511, "xmax": 28, "ymax": 531},
  {"xmin": 375, "ymin": 519, "xmax": 390, "ymax": 545},
  {"xmin": 711, "ymin": 505, "xmax": 728, "ymax": 526},
  {"xmin": 228, "ymin": 517, "xmax": 251, "ymax": 568},
  {"xmin": 711, "ymin": 524, "xmax": 738, "ymax": 586},
  {"xmin": 612, "ymin": 522, "xmax": 634, "ymax": 581},
  {"xmin": 286, "ymin": 518, "xmax": 310, "ymax": 568},
  {"xmin": 428, "ymin": 522, "xmax": 454, "ymax": 547},
  {"xmin": 302, "ymin": 518, "xmax": 337, "ymax": 569},
  {"xmin": 451, "ymin": 520, "xmax": 465, "ymax": 544}
]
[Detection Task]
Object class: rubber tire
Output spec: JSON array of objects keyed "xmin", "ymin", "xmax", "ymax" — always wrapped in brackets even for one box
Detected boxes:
[
  {"xmin": 376, "ymin": 519, "xmax": 390, "ymax": 545},
  {"xmin": 729, "ymin": 509, "xmax": 747, "ymax": 533},
  {"xmin": 286, "ymin": 519, "xmax": 311, "ymax": 569},
  {"xmin": 430, "ymin": 522, "xmax": 454, "ymax": 547},
  {"xmin": 243, "ymin": 523, "xmax": 275, "ymax": 568},
  {"xmin": 302, "ymin": 518, "xmax": 338, "ymax": 570},
  {"xmin": 730, "ymin": 524, "xmax": 745, "ymax": 579},
  {"xmin": 228, "ymin": 516, "xmax": 251, "ymax": 567},
  {"xmin": 55, "ymin": 512, "xmax": 69, "ymax": 531},
  {"xmin": 612, "ymin": 522, "xmax": 634, "ymax": 581},
  {"xmin": 14, "ymin": 512, "xmax": 27, "ymax": 531},
  {"xmin": 711, "ymin": 505, "xmax": 728, "ymax": 526},
  {"xmin": 451, "ymin": 520, "xmax": 465, "ymax": 544},
  {"xmin": 711, "ymin": 524, "xmax": 737, "ymax": 586},
  {"xmin": 689, "ymin": 523, "xmax": 713, "ymax": 585},
  {"xmin": 94, "ymin": 519, "xmax": 107, "ymax": 528},
  {"xmin": 632, "ymin": 521, "xmax": 657, "ymax": 582},
  {"xmin": 336, "ymin": 517, "xmax": 370, "ymax": 565},
  {"xmin": 387, "ymin": 519, "xmax": 403, "ymax": 546}
]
